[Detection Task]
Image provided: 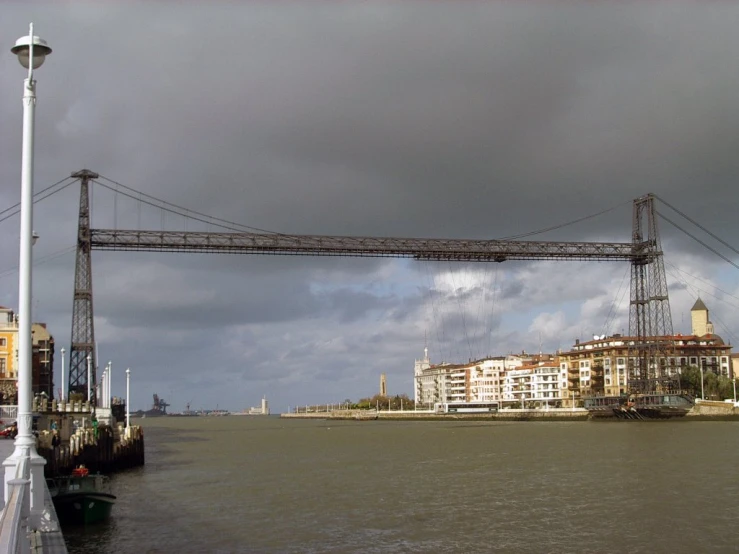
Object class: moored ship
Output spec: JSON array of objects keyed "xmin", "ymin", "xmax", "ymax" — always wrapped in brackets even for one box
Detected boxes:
[
  {"xmin": 47, "ymin": 467, "xmax": 116, "ymax": 525},
  {"xmin": 584, "ymin": 393, "xmax": 694, "ymax": 420}
]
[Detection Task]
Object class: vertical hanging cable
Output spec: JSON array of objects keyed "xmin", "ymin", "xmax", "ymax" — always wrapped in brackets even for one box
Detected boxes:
[
  {"xmin": 485, "ymin": 268, "xmax": 498, "ymax": 357},
  {"xmin": 448, "ymin": 260, "xmax": 473, "ymax": 362},
  {"xmin": 113, "ymin": 184, "xmax": 118, "ymax": 230}
]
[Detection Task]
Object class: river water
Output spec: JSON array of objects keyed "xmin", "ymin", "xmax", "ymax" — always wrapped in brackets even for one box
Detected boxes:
[{"xmin": 63, "ymin": 416, "xmax": 739, "ymax": 553}]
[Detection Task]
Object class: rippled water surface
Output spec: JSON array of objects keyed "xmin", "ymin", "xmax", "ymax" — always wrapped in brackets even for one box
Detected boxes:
[{"xmin": 64, "ymin": 417, "xmax": 739, "ymax": 553}]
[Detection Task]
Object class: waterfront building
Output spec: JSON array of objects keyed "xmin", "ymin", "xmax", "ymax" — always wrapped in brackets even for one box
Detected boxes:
[
  {"xmin": 32, "ymin": 323, "xmax": 55, "ymax": 399},
  {"xmin": 414, "ymin": 350, "xmax": 524, "ymax": 407},
  {"xmin": 560, "ymin": 332, "xmax": 731, "ymax": 405},
  {"xmin": 690, "ymin": 298, "xmax": 714, "ymax": 336},
  {"xmin": 500, "ymin": 359, "xmax": 566, "ymax": 407},
  {"xmin": 0, "ymin": 306, "xmax": 56, "ymax": 403},
  {"xmin": 414, "ymin": 301, "xmax": 731, "ymax": 409},
  {"xmin": 0, "ymin": 307, "xmax": 18, "ymax": 403},
  {"xmin": 246, "ymin": 396, "xmax": 270, "ymax": 415}
]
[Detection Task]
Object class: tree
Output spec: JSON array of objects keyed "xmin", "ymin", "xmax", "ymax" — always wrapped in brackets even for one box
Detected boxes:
[
  {"xmin": 679, "ymin": 365, "xmax": 702, "ymax": 397},
  {"xmin": 682, "ymin": 366, "xmax": 735, "ymax": 400},
  {"xmin": 717, "ymin": 375, "xmax": 735, "ymax": 401}
]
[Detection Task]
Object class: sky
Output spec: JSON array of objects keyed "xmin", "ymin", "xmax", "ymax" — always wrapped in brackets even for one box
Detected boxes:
[{"xmin": 1, "ymin": 2, "xmax": 739, "ymax": 412}]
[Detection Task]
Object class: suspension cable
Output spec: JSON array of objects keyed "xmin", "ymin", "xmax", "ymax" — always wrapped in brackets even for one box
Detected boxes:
[
  {"xmin": 656, "ymin": 195, "xmax": 739, "ymax": 256},
  {"xmin": 92, "ymin": 180, "xmax": 250, "ymax": 233},
  {"xmin": 657, "ymin": 211, "xmax": 739, "ymax": 271},
  {"xmin": 0, "ymin": 177, "xmax": 76, "ymax": 224},
  {"xmin": 602, "ymin": 264, "xmax": 630, "ymax": 336},
  {"xmin": 664, "ymin": 266, "xmax": 739, "ymax": 344},
  {"xmin": 496, "ymin": 200, "xmax": 630, "ymax": 240},
  {"xmin": 96, "ymin": 174, "xmax": 283, "ymax": 236},
  {"xmin": 664, "ymin": 260, "xmax": 739, "ymax": 305},
  {"xmin": 0, "ymin": 245, "xmax": 77, "ymax": 280}
]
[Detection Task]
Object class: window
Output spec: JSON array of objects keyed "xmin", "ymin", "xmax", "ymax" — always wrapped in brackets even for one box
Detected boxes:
[{"xmin": 0, "ymin": 338, "xmax": 5, "ymax": 347}]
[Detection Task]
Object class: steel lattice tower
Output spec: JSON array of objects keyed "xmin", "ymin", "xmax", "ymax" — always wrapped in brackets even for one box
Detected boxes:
[
  {"xmin": 68, "ymin": 169, "xmax": 99, "ymax": 401},
  {"xmin": 627, "ymin": 194, "xmax": 674, "ymax": 393}
]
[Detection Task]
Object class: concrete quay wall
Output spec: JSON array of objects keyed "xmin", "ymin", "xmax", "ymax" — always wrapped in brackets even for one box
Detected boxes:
[
  {"xmin": 281, "ymin": 409, "xmax": 590, "ymax": 422},
  {"xmin": 685, "ymin": 400, "xmax": 739, "ymax": 419},
  {"xmin": 283, "ymin": 405, "xmax": 739, "ymax": 421}
]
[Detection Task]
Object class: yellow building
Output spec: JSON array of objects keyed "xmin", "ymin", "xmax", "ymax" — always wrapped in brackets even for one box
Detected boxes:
[
  {"xmin": 0, "ymin": 306, "xmax": 18, "ymax": 403},
  {"xmin": 0, "ymin": 307, "xmax": 57, "ymax": 403}
]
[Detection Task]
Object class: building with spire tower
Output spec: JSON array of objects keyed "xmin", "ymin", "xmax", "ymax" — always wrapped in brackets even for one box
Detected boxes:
[{"xmin": 691, "ymin": 298, "xmax": 714, "ymax": 336}]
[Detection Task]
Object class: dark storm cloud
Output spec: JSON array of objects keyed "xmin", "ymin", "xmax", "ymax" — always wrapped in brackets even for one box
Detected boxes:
[{"xmin": 1, "ymin": 2, "xmax": 738, "ymax": 409}]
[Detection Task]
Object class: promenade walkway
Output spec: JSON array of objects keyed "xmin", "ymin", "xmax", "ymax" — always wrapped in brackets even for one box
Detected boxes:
[{"xmin": 0, "ymin": 439, "xmax": 67, "ymax": 553}]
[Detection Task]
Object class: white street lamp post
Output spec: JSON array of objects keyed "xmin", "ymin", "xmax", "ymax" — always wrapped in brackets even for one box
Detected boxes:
[
  {"xmin": 3, "ymin": 22, "xmax": 52, "ymax": 519},
  {"xmin": 100, "ymin": 368, "xmax": 106, "ymax": 409},
  {"xmin": 86, "ymin": 354, "xmax": 92, "ymax": 404},
  {"xmin": 126, "ymin": 368, "xmax": 131, "ymax": 430},
  {"xmin": 700, "ymin": 364, "xmax": 705, "ymax": 401},
  {"xmin": 107, "ymin": 361, "xmax": 112, "ymax": 408},
  {"xmin": 60, "ymin": 347, "xmax": 65, "ymax": 403}
]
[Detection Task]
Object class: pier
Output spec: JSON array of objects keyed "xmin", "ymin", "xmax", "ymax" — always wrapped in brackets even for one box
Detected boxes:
[{"xmin": 0, "ymin": 402, "xmax": 144, "ymax": 552}]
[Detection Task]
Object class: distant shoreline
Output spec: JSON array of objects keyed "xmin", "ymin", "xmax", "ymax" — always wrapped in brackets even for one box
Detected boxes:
[{"xmin": 280, "ymin": 406, "xmax": 739, "ymax": 422}]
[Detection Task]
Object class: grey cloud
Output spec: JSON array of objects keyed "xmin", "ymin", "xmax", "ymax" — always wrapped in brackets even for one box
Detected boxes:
[{"xmin": 1, "ymin": 3, "xmax": 739, "ymax": 410}]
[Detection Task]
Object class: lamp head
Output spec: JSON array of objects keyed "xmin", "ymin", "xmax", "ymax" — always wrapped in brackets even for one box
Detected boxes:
[{"xmin": 11, "ymin": 34, "xmax": 52, "ymax": 70}]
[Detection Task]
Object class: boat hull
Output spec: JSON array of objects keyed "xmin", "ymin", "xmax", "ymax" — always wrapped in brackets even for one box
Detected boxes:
[
  {"xmin": 53, "ymin": 492, "xmax": 116, "ymax": 525},
  {"xmin": 585, "ymin": 393, "xmax": 694, "ymax": 420}
]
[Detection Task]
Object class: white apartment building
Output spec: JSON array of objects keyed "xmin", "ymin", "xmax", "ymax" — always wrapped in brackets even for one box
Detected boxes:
[
  {"xmin": 531, "ymin": 361, "xmax": 567, "ymax": 405},
  {"xmin": 503, "ymin": 360, "xmax": 566, "ymax": 406},
  {"xmin": 414, "ymin": 350, "xmax": 524, "ymax": 406}
]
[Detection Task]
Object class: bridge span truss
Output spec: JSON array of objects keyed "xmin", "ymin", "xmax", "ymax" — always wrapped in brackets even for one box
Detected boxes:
[{"xmin": 66, "ymin": 169, "xmax": 672, "ymax": 401}]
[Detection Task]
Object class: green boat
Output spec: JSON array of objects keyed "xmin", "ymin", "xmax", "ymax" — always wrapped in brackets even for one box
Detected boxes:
[{"xmin": 47, "ymin": 468, "xmax": 116, "ymax": 525}]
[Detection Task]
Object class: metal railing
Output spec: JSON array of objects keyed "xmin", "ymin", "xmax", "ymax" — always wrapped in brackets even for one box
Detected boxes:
[
  {"xmin": 0, "ymin": 456, "xmax": 31, "ymax": 554},
  {"xmin": 0, "ymin": 406, "xmax": 18, "ymax": 421}
]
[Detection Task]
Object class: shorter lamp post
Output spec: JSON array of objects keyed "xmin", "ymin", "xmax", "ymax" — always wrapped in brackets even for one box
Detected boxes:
[
  {"xmin": 125, "ymin": 368, "xmax": 130, "ymax": 431},
  {"xmin": 100, "ymin": 366, "xmax": 106, "ymax": 408},
  {"xmin": 107, "ymin": 361, "xmax": 112, "ymax": 407},
  {"xmin": 86, "ymin": 354, "xmax": 92, "ymax": 404},
  {"xmin": 60, "ymin": 347, "xmax": 65, "ymax": 402}
]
